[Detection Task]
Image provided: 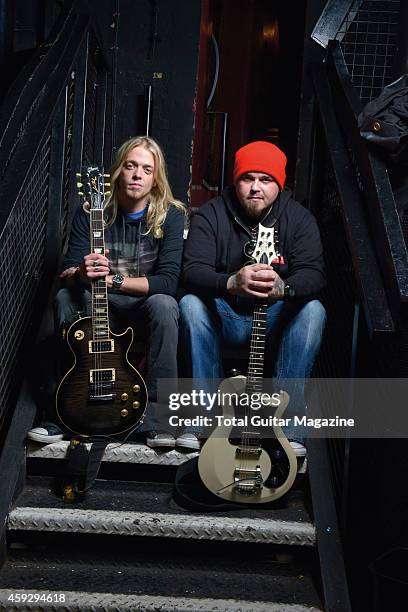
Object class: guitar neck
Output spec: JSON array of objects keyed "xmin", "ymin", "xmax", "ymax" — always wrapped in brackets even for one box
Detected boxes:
[
  {"xmin": 90, "ymin": 208, "xmax": 109, "ymax": 341},
  {"xmin": 246, "ymin": 301, "xmax": 268, "ymax": 394}
]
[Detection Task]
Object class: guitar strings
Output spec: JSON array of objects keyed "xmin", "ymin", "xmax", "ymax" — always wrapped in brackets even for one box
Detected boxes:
[{"xmin": 239, "ymin": 225, "xmax": 275, "ymax": 493}]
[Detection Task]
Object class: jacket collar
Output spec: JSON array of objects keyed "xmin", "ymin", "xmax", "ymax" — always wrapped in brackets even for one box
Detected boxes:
[{"xmin": 221, "ymin": 185, "xmax": 292, "ymax": 231}]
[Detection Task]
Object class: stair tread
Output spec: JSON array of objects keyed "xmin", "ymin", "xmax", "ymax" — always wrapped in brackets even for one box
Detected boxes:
[
  {"xmin": 15, "ymin": 477, "xmax": 312, "ymax": 521},
  {"xmin": 0, "ymin": 590, "xmax": 322, "ymax": 611},
  {"xmin": 9, "ymin": 477, "xmax": 315, "ymax": 546},
  {"xmin": 26, "ymin": 441, "xmax": 308, "ymax": 474},
  {"xmin": 26, "ymin": 441, "xmax": 198, "ymax": 466},
  {"xmin": 0, "ymin": 544, "xmax": 322, "ymax": 609}
]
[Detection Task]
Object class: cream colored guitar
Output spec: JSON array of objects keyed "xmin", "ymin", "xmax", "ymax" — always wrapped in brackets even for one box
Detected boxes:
[{"xmin": 198, "ymin": 223, "xmax": 297, "ymax": 504}]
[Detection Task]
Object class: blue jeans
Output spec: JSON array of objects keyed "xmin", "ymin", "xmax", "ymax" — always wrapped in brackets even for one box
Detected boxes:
[{"xmin": 179, "ymin": 295, "xmax": 326, "ymax": 443}]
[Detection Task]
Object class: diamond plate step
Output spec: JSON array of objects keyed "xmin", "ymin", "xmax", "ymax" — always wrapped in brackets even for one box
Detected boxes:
[
  {"xmin": 27, "ymin": 440, "xmax": 307, "ymax": 474},
  {"xmin": 27, "ymin": 441, "xmax": 198, "ymax": 465},
  {"xmin": 9, "ymin": 478, "xmax": 315, "ymax": 546},
  {"xmin": 0, "ymin": 591, "xmax": 321, "ymax": 611},
  {"xmin": 8, "ymin": 506, "xmax": 315, "ymax": 545},
  {"xmin": 0, "ymin": 540, "xmax": 322, "ymax": 610},
  {"xmin": 26, "ymin": 441, "xmax": 308, "ymax": 474}
]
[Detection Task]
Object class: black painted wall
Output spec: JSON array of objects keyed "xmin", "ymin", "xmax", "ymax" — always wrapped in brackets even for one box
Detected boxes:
[
  {"xmin": 107, "ymin": 0, "xmax": 201, "ymax": 202},
  {"xmin": 0, "ymin": 0, "xmax": 201, "ymax": 203}
]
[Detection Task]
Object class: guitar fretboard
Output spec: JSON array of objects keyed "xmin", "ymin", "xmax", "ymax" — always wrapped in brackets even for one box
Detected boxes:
[
  {"xmin": 246, "ymin": 301, "xmax": 268, "ymax": 395},
  {"xmin": 90, "ymin": 209, "xmax": 109, "ymax": 341}
]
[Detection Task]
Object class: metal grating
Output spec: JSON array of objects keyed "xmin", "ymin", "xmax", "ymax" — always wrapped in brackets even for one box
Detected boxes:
[
  {"xmin": 0, "ymin": 14, "xmax": 113, "ymax": 447},
  {"xmin": 337, "ymin": 0, "xmax": 400, "ymax": 103},
  {"xmin": 61, "ymin": 73, "xmax": 76, "ymax": 248},
  {"xmin": 0, "ymin": 136, "xmax": 51, "ymax": 429},
  {"xmin": 82, "ymin": 35, "xmax": 99, "ymax": 166},
  {"xmin": 3, "ymin": 88, "xmax": 45, "ymax": 178}
]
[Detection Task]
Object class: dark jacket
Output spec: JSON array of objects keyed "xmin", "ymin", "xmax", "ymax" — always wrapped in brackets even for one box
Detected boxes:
[
  {"xmin": 63, "ymin": 203, "xmax": 185, "ymax": 297},
  {"xmin": 182, "ymin": 186, "xmax": 325, "ymax": 309}
]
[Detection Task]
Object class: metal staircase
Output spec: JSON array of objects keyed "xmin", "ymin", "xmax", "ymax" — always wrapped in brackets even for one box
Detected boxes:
[{"xmin": 0, "ymin": 443, "xmax": 323, "ymax": 611}]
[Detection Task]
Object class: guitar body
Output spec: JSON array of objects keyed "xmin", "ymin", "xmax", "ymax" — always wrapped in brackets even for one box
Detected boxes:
[
  {"xmin": 56, "ymin": 316, "xmax": 147, "ymax": 436},
  {"xmin": 198, "ymin": 376, "xmax": 297, "ymax": 504},
  {"xmin": 198, "ymin": 376, "xmax": 297, "ymax": 503}
]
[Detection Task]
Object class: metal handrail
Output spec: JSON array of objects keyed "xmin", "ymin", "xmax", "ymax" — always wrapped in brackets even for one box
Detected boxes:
[
  {"xmin": 0, "ymin": 18, "xmax": 90, "ymax": 234},
  {"xmin": 311, "ymin": 62, "xmax": 394, "ymax": 338},
  {"xmin": 327, "ymin": 41, "xmax": 408, "ymax": 320}
]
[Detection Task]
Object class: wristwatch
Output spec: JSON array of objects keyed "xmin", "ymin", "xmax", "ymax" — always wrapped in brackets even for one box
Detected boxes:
[
  {"xmin": 112, "ymin": 273, "xmax": 124, "ymax": 289},
  {"xmin": 284, "ymin": 283, "xmax": 295, "ymax": 298}
]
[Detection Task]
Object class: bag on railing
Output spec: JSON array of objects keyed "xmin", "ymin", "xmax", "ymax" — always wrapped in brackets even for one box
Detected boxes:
[{"xmin": 358, "ymin": 75, "xmax": 408, "ymax": 164}]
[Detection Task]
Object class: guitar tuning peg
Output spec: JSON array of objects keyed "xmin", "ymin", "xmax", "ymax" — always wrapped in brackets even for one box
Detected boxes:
[
  {"xmin": 105, "ymin": 191, "xmax": 112, "ymax": 196},
  {"xmin": 76, "ymin": 182, "xmax": 83, "ymax": 188},
  {"xmin": 104, "ymin": 182, "xmax": 111, "ymax": 187},
  {"xmin": 75, "ymin": 172, "xmax": 81, "ymax": 177},
  {"xmin": 78, "ymin": 191, "xmax": 84, "ymax": 196},
  {"xmin": 104, "ymin": 173, "xmax": 110, "ymax": 177}
]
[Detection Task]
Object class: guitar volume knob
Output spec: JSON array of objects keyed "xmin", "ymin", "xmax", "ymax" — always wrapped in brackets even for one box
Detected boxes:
[
  {"xmin": 133, "ymin": 385, "xmax": 140, "ymax": 393},
  {"xmin": 120, "ymin": 409, "xmax": 129, "ymax": 418},
  {"xmin": 121, "ymin": 393, "xmax": 129, "ymax": 401},
  {"xmin": 133, "ymin": 401, "xmax": 140, "ymax": 409}
]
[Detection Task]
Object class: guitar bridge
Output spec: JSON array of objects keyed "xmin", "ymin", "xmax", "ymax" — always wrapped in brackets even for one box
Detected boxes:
[
  {"xmin": 89, "ymin": 380, "xmax": 116, "ymax": 402},
  {"xmin": 234, "ymin": 466, "xmax": 263, "ymax": 495}
]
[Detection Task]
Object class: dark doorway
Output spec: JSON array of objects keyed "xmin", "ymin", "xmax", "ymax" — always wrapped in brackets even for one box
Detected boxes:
[{"xmin": 191, "ymin": 0, "xmax": 307, "ymax": 207}]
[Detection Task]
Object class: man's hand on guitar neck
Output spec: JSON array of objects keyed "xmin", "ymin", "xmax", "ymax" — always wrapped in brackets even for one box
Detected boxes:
[
  {"xmin": 227, "ymin": 263, "xmax": 285, "ymax": 299},
  {"xmin": 60, "ymin": 251, "xmax": 110, "ymax": 285},
  {"xmin": 60, "ymin": 251, "xmax": 149, "ymax": 296}
]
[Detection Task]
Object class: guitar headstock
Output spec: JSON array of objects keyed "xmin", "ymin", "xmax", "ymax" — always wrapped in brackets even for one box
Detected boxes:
[
  {"xmin": 76, "ymin": 166, "xmax": 111, "ymax": 210},
  {"xmin": 244, "ymin": 222, "xmax": 278, "ymax": 266}
]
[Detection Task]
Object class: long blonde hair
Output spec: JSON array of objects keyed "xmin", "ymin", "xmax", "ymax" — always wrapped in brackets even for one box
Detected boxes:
[{"xmin": 104, "ymin": 136, "xmax": 186, "ymax": 238}]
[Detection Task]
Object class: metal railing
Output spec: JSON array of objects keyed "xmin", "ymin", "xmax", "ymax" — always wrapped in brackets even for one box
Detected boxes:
[
  {"xmin": 327, "ymin": 40, "xmax": 408, "ymax": 321},
  {"xmin": 0, "ymin": 3, "xmax": 112, "ymax": 446},
  {"xmin": 307, "ymin": 31, "xmax": 408, "ymax": 610},
  {"xmin": 338, "ymin": 0, "xmax": 400, "ymax": 104}
]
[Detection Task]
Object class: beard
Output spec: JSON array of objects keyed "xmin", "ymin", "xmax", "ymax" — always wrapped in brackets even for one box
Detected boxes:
[{"xmin": 240, "ymin": 199, "xmax": 272, "ymax": 219}]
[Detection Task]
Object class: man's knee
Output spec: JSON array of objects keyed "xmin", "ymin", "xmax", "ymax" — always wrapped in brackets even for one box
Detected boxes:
[
  {"xmin": 54, "ymin": 288, "xmax": 82, "ymax": 330},
  {"xmin": 144, "ymin": 294, "xmax": 179, "ymax": 323},
  {"xmin": 179, "ymin": 294, "xmax": 210, "ymax": 328},
  {"xmin": 301, "ymin": 300, "xmax": 326, "ymax": 329},
  {"xmin": 296, "ymin": 300, "xmax": 326, "ymax": 348}
]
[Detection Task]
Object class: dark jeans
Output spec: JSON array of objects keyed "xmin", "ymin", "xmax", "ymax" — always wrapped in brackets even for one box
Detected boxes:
[{"xmin": 54, "ymin": 287, "xmax": 179, "ymax": 432}]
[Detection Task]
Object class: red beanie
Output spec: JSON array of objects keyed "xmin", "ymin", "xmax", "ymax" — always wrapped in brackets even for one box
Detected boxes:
[{"xmin": 233, "ymin": 141, "xmax": 287, "ymax": 190}]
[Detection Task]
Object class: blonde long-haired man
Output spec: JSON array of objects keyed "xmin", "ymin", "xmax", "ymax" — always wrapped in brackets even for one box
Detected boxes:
[{"xmin": 28, "ymin": 136, "xmax": 186, "ymax": 448}]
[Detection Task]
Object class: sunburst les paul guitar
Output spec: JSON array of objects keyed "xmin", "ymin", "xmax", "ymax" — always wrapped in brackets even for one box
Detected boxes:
[
  {"xmin": 198, "ymin": 223, "xmax": 297, "ymax": 504},
  {"xmin": 55, "ymin": 166, "xmax": 147, "ymax": 437}
]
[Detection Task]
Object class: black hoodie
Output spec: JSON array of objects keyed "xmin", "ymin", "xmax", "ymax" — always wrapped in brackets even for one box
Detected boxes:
[
  {"xmin": 182, "ymin": 186, "xmax": 325, "ymax": 309},
  {"xmin": 63, "ymin": 203, "xmax": 185, "ymax": 297}
]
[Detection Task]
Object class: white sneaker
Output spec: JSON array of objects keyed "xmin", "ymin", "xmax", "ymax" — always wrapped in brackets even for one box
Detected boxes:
[
  {"xmin": 27, "ymin": 422, "xmax": 64, "ymax": 444},
  {"xmin": 175, "ymin": 433, "xmax": 201, "ymax": 451},
  {"xmin": 290, "ymin": 441, "xmax": 307, "ymax": 457}
]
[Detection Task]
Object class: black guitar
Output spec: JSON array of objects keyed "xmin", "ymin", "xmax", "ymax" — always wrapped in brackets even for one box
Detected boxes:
[{"xmin": 55, "ymin": 166, "xmax": 147, "ymax": 437}]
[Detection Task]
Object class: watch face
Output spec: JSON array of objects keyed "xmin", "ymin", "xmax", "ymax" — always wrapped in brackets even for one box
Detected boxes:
[{"xmin": 112, "ymin": 274, "xmax": 124, "ymax": 288}]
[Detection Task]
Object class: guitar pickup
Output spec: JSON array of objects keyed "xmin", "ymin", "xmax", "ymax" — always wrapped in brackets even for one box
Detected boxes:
[
  {"xmin": 242, "ymin": 431, "xmax": 261, "ymax": 440},
  {"xmin": 89, "ymin": 340, "xmax": 114, "ymax": 353},
  {"xmin": 89, "ymin": 368, "xmax": 115, "ymax": 384},
  {"xmin": 236, "ymin": 447, "xmax": 262, "ymax": 458}
]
